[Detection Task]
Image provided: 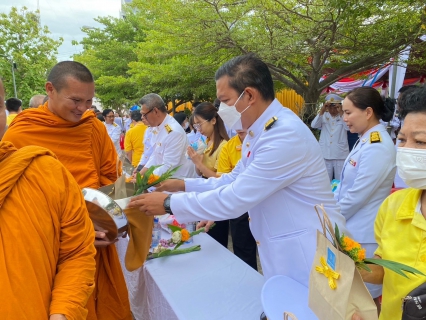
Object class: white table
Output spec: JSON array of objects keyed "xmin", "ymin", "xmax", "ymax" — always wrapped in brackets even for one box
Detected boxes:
[{"xmin": 117, "ymin": 232, "xmax": 265, "ymax": 320}]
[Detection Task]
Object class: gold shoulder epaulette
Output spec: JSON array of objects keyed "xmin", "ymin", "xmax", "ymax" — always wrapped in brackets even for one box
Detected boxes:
[
  {"xmin": 113, "ymin": 123, "xmax": 118, "ymax": 127},
  {"xmin": 165, "ymin": 124, "xmax": 173, "ymax": 134},
  {"xmin": 370, "ymin": 131, "xmax": 382, "ymax": 143},
  {"xmin": 264, "ymin": 116, "xmax": 278, "ymax": 131}
]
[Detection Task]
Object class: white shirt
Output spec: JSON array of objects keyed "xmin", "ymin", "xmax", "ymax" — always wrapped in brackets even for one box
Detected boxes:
[
  {"xmin": 311, "ymin": 112, "xmax": 349, "ymax": 160},
  {"xmin": 104, "ymin": 122, "xmax": 122, "ymax": 156},
  {"xmin": 335, "ymin": 124, "xmax": 396, "ymax": 243},
  {"xmin": 124, "ymin": 118, "xmax": 131, "ymax": 132},
  {"xmin": 170, "ymin": 99, "xmax": 348, "ymax": 284},
  {"xmin": 144, "ymin": 114, "xmax": 196, "ymax": 178},
  {"xmin": 138, "ymin": 127, "xmax": 154, "ymax": 167}
]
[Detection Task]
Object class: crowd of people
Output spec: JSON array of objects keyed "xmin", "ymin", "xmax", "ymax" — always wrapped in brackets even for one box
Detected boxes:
[{"xmin": 0, "ymin": 53, "xmax": 425, "ymax": 320}]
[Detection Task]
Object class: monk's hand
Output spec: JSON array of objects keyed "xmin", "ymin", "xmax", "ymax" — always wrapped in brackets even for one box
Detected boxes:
[
  {"xmin": 128, "ymin": 192, "xmax": 168, "ymax": 216},
  {"xmin": 50, "ymin": 314, "xmax": 67, "ymax": 320},
  {"xmin": 94, "ymin": 230, "xmax": 118, "ymax": 247},
  {"xmin": 155, "ymin": 179, "xmax": 185, "ymax": 192},
  {"xmin": 197, "ymin": 220, "xmax": 214, "ymax": 232}
]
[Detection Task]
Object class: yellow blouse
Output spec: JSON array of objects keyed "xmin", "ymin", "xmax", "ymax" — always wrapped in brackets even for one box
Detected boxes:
[{"xmin": 202, "ymin": 139, "xmax": 227, "ymax": 172}]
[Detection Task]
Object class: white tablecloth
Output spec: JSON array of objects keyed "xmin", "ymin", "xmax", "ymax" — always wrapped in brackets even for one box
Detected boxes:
[{"xmin": 116, "ymin": 232, "xmax": 265, "ymax": 320}]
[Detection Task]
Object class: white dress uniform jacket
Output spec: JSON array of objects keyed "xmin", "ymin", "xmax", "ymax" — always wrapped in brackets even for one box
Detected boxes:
[
  {"xmin": 334, "ymin": 123, "xmax": 396, "ymax": 244},
  {"xmin": 144, "ymin": 114, "xmax": 196, "ymax": 178},
  {"xmin": 311, "ymin": 112, "xmax": 349, "ymax": 160},
  {"xmin": 138, "ymin": 127, "xmax": 154, "ymax": 167},
  {"xmin": 171, "ymin": 99, "xmax": 348, "ymax": 285},
  {"xmin": 104, "ymin": 122, "xmax": 122, "ymax": 156}
]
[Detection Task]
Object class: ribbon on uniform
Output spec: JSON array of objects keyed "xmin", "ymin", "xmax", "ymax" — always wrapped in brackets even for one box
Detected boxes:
[{"xmin": 315, "ymin": 256, "xmax": 340, "ymax": 290}]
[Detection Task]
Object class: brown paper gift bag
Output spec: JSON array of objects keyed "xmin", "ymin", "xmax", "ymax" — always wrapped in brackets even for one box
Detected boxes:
[
  {"xmin": 284, "ymin": 312, "xmax": 297, "ymax": 320},
  {"xmin": 308, "ymin": 204, "xmax": 378, "ymax": 320}
]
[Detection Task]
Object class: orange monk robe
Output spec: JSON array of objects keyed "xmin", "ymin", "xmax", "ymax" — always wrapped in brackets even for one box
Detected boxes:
[
  {"xmin": 3, "ymin": 103, "xmax": 132, "ymax": 320},
  {"xmin": 0, "ymin": 141, "xmax": 96, "ymax": 319}
]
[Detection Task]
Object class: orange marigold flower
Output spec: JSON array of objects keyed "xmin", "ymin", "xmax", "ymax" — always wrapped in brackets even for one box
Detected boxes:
[
  {"xmin": 181, "ymin": 229, "xmax": 190, "ymax": 242},
  {"xmin": 342, "ymin": 236, "xmax": 361, "ymax": 251},
  {"xmin": 357, "ymin": 248, "xmax": 366, "ymax": 262},
  {"xmin": 147, "ymin": 174, "xmax": 160, "ymax": 185}
]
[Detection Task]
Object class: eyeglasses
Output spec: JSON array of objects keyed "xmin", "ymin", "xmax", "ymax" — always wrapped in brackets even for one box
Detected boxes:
[
  {"xmin": 105, "ymin": 115, "xmax": 115, "ymax": 118},
  {"xmin": 193, "ymin": 119, "xmax": 208, "ymax": 130},
  {"xmin": 141, "ymin": 108, "xmax": 154, "ymax": 118}
]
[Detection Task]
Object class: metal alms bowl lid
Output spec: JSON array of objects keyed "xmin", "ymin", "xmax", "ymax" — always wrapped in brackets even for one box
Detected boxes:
[
  {"xmin": 98, "ymin": 182, "xmax": 136, "ymax": 200},
  {"xmin": 82, "ymin": 188, "xmax": 128, "ymax": 241}
]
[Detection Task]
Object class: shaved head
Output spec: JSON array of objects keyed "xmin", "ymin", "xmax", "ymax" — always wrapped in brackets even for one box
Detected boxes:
[
  {"xmin": 0, "ymin": 78, "xmax": 6, "ymax": 139},
  {"xmin": 47, "ymin": 61, "xmax": 94, "ymax": 92},
  {"xmin": 29, "ymin": 94, "xmax": 47, "ymax": 108}
]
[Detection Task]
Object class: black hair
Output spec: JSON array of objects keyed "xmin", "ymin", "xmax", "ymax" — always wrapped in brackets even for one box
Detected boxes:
[
  {"xmin": 5, "ymin": 97, "xmax": 22, "ymax": 112},
  {"xmin": 102, "ymin": 109, "xmax": 113, "ymax": 117},
  {"xmin": 215, "ymin": 53, "xmax": 275, "ymax": 101},
  {"xmin": 47, "ymin": 61, "xmax": 94, "ymax": 92},
  {"xmin": 399, "ymin": 86, "xmax": 426, "ymax": 119},
  {"xmin": 345, "ymin": 87, "xmax": 394, "ymax": 122},
  {"xmin": 192, "ymin": 102, "xmax": 229, "ymax": 156},
  {"xmin": 97, "ymin": 114, "xmax": 105, "ymax": 122},
  {"xmin": 398, "ymin": 85, "xmax": 418, "ymax": 94},
  {"xmin": 173, "ymin": 112, "xmax": 187, "ymax": 125},
  {"xmin": 130, "ymin": 110, "xmax": 142, "ymax": 121}
]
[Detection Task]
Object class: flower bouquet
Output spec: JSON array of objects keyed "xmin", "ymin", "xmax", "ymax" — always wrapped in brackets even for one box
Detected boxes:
[
  {"xmin": 134, "ymin": 164, "xmax": 180, "ymax": 195},
  {"xmin": 309, "ymin": 204, "xmax": 423, "ymax": 320},
  {"xmin": 334, "ymin": 224, "xmax": 424, "ymax": 278},
  {"xmin": 147, "ymin": 223, "xmax": 215, "ymax": 260}
]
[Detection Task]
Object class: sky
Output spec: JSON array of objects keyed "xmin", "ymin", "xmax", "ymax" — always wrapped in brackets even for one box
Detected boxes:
[{"xmin": 0, "ymin": 0, "xmax": 122, "ymax": 61}]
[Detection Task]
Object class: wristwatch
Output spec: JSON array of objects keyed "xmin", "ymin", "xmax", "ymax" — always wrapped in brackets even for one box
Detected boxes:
[{"xmin": 163, "ymin": 194, "xmax": 173, "ymax": 214}]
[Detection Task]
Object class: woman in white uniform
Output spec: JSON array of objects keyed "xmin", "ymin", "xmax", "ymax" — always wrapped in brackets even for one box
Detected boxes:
[{"xmin": 335, "ymin": 87, "xmax": 396, "ymax": 309}]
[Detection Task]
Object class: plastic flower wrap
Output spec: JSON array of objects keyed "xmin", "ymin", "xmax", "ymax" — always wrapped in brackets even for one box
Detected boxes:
[
  {"xmin": 134, "ymin": 164, "xmax": 181, "ymax": 195},
  {"xmin": 335, "ymin": 224, "xmax": 424, "ymax": 278},
  {"xmin": 147, "ymin": 223, "xmax": 215, "ymax": 260},
  {"xmin": 186, "ymin": 136, "xmax": 207, "ymax": 159}
]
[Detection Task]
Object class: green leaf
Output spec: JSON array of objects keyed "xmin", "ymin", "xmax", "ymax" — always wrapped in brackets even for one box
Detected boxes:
[
  {"xmin": 147, "ymin": 245, "xmax": 201, "ymax": 260},
  {"xmin": 189, "ymin": 223, "xmax": 216, "ymax": 237},
  {"xmin": 167, "ymin": 224, "xmax": 182, "ymax": 233},
  {"xmin": 356, "ymin": 262, "xmax": 372, "ymax": 272},
  {"xmin": 365, "ymin": 258, "xmax": 426, "ymax": 278}
]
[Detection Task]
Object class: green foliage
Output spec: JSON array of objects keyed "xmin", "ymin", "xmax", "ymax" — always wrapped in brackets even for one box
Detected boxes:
[
  {"xmin": 73, "ymin": 10, "xmax": 144, "ymax": 109},
  {"xmin": 129, "ymin": 0, "xmax": 426, "ymax": 111},
  {"xmin": 0, "ymin": 7, "xmax": 62, "ymax": 108}
]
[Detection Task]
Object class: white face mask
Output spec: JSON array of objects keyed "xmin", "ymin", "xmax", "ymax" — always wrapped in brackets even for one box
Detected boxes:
[
  {"xmin": 183, "ymin": 122, "xmax": 189, "ymax": 130},
  {"xmin": 397, "ymin": 147, "xmax": 426, "ymax": 189},
  {"xmin": 217, "ymin": 91, "xmax": 250, "ymax": 131}
]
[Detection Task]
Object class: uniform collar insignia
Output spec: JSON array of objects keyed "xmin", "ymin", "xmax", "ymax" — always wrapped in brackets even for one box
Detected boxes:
[
  {"xmin": 370, "ymin": 131, "xmax": 382, "ymax": 143},
  {"xmin": 165, "ymin": 124, "xmax": 172, "ymax": 134},
  {"xmin": 264, "ymin": 116, "xmax": 278, "ymax": 131}
]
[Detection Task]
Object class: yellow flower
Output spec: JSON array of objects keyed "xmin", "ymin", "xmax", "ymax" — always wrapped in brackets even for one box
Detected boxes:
[
  {"xmin": 147, "ymin": 174, "xmax": 160, "ymax": 185},
  {"xmin": 342, "ymin": 236, "xmax": 360, "ymax": 251},
  {"xmin": 181, "ymin": 229, "xmax": 190, "ymax": 242},
  {"xmin": 357, "ymin": 248, "xmax": 366, "ymax": 262}
]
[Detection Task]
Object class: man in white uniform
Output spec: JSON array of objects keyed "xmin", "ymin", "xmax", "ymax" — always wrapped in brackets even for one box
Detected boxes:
[
  {"xmin": 128, "ymin": 55, "xmax": 348, "ymax": 287},
  {"xmin": 138, "ymin": 93, "xmax": 195, "ymax": 178},
  {"xmin": 311, "ymin": 93, "xmax": 349, "ymax": 180},
  {"xmin": 103, "ymin": 108, "xmax": 122, "ymax": 156}
]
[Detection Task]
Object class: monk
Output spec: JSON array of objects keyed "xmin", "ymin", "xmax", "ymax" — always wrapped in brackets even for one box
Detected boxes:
[
  {"xmin": 2, "ymin": 62, "xmax": 132, "ymax": 320},
  {"xmin": 0, "ymin": 80, "xmax": 96, "ymax": 319}
]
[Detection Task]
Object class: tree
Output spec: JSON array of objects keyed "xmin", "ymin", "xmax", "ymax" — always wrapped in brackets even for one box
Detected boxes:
[
  {"xmin": 0, "ymin": 7, "xmax": 62, "ymax": 107},
  {"xmin": 73, "ymin": 10, "xmax": 146, "ymax": 109},
  {"xmin": 130, "ymin": 0, "xmax": 426, "ymax": 117}
]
